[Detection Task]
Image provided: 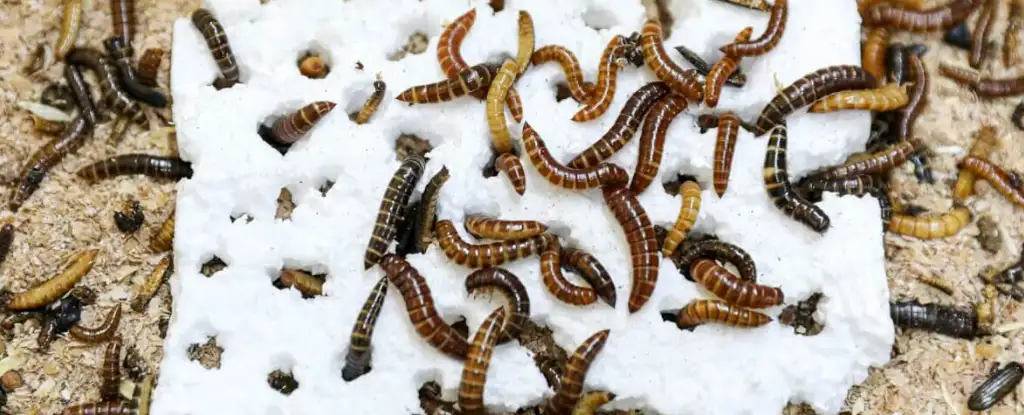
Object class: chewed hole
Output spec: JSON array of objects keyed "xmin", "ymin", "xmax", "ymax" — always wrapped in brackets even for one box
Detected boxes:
[
  {"xmin": 267, "ymin": 369, "xmax": 299, "ymax": 395},
  {"xmin": 200, "ymin": 256, "xmax": 228, "ymax": 278},
  {"xmin": 230, "ymin": 213, "xmax": 254, "ymax": 224},
  {"xmin": 187, "ymin": 336, "xmax": 223, "ymax": 369},
  {"xmin": 418, "ymin": 380, "xmax": 458, "ymax": 414},
  {"xmin": 387, "ymin": 32, "xmax": 429, "ymax": 61},
  {"xmin": 488, "ymin": 0, "xmax": 506, "ymax": 13},
  {"xmin": 582, "ymin": 5, "xmax": 619, "ymax": 31},
  {"xmin": 318, "ymin": 180, "xmax": 335, "ymax": 197},
  {"xmin": 122, "ymin": 345, "xmax": 148, "ymax": 381},
  {"xmin": 158, "ymin": 315, "xmax": 170, "ymax": 338},
  {"xmin": 276, "ymin": 188, "xmax": 296, "ymax": 220},
  {"xmin": 296, "ymin": 43, "xmax": 332, "ymax": 79},
  {"xmin": 778, "ymin": 292, "xmax": 825, "ymax": 336},
  {"xmin": 274, "ymin": 268, "xmax": 326, "ymax": 298},
  {"xmin": 554, "ymin": 83, "xmax": 573, "ymax": 102},
  {"xmin": 450, "ymin": 315, "xmax": 469, "ymax": 340},
  {"xmin": 394, "ymin": 133, "xmax": 434, "ymax": 161}
]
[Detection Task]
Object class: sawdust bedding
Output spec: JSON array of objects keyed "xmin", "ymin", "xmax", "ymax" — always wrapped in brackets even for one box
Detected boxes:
[{"xmin": 0, "ymin": 0, "xmax": 1020, "ymax": 413}]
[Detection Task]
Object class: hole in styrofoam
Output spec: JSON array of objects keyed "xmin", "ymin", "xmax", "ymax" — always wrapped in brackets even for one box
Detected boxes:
[
  {"xmin": 387, "ymin": 32, "xmax": 429, "ymax": 61},
  {"xmin": 553, "ymin": 82, "xmax": 574, "ymax": 102},
  {"xmin": 267, "ymin": 369, "xmax": 299, "ymax": 395},
  {"xmin": 582, "ymin": 5, "xmax": 619, "ymax": 31},
  {"xmin": 230, "ymin": 213, "xmax": 254, "ymax": 224},
  {"xmin": 488, "ymin": 0, "xmax": 505, "ymax": 13},
  {"xmin": 394, "ymin": 133, "xmax": 434, "ymax": 161},
  {"xmin": 296, "ymin": 42, "xmax": 332, "ymax": 79},
  {"xmin": 187, "ymin": 336, "xmax": 223, "ymax": 370},
  {"xmin": 779, "ymin": 293, "xmax": 826, "ymax": 336},
  {"xmin": 200, "ymin": 256, "xmax": 229, "ymax": 278},
  {"xmin": 276, "ymin": 187, "xmax": 296, "ymax": 220},
  {"xmin": 450, "ymin": 315, "xmax": 469, "ymax": 340},
  {"xmin": 158, "ymin": 315, "xmax": 170, "ymax": 338},
  {"xmin": 273, "ymin": 268, "xmax": 326, "ymax": 298},
  {"xmin": 317, "ymin": 180, "xmax": 335, "ymax": 197}
]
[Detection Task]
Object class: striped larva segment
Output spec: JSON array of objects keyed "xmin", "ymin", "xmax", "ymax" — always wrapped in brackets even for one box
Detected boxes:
[
  {"xmin": 61, "ymin": 401, "xmax": 138, "ymax": 415},
  {"xmin": 720, "ymin": 0, "xmax": 788, "ymax": 58},
  {"xmin": 364, "ymin": 154, "xmax": 426, "ymax": 269},
  {"xmin": 457, "ymin": 307, "xmax": 506, "ymax": 414},
  {"xmin": 69, "ymin": 305, "xmax": 122, "ymax": 343},
  {"xmin": 149, "ymin": 209, "xmax": 175, "ymax": 253},
  {"xmin": 662, "ymin": 180, "xmax": 702, "ymax": 258},
  {"xmin": 889, "ymin": 299, "xmax": 980, "ymax": 338},
  {"xmin": 861, "ymin": 27, "xmax": 890, "ymax": 83},
  {"xmin": 100, "ymin": 338, "xmax": 122, "ymax": 401},
  {"xmin": 191, "ymin": 8, "xmax": 240, "ymax": 89},
  {"xmin": 572, "ymin": 35, "xmax": 631, "ymax": 122},
  {"xmin": 65, "ymin": 47, "xmax": 145, "ymax": 124},
  {"xmin": 0, "ymin": 220, "xmax": 13, "ymax": 270},
  {"xmin": 800, "ymin": 174, "xmax": 883, "ymax": 197},
  {"xmin": 711, "ymin": 113, "xmax": 742, "ymax": 197},
  {"xmin": 568, "ymin": 82, "xmax": 672, "ymax": 169},
  {"xmin": 9, "ymin": 117, "xmax": 92, "ymax": 212},
  {"xmin": 672, "ymin": 239, "xmax": 757, "ymax": 283},
  {"xmin": 495, "ymin": 153, "xmax": 527, "ymax": 195},
  {"xmin": 6, "ymin": 249, "xmax": 98, "ymax": 311},
  {"xmin": 705, "ymin": 27, "xmax": 753, "ymax": 108},
  {"xmin": 690, "ymin": 259, "xmax": 783, "ymax": 308},
  {"xmin": 465, "ymin": 268, "xmax": 530, "ymax": 343},
  {"xmin": 103, "ymin": 37, "xmax": 167, "ymax": 108},
  {"xmin": 131, "ymin": 255, "xmax": 172, "ymax": 312},
  {"xmin": 437, "ymin": 9, "xmax": 477, "ymax": 80},
  {"xmin": 1006, "ymin": 0, "xmax": 1024, "ymax": 67},
  {"xmin": 562, "ymin": 248, "xmax": 616, "ymax": 308},
  {"xmin": 540, "ymin": 243, "xmax": 599, "ymax": 306},
  {"xmin": 531, "ymin": 45, "xmax": 593, "ymax": 103},
  {"xmin": 939, "ymin": 63, "xmax": 1024, "ymax": 98},
  {"xmin": 952, "ymin": 125, "xmax": 998, "ymax": 203},
  {"xmin": 521, "ymin": 123, "xmax": 629, "ymax": 190},
  {"xmin": 396, "ymin": 62, "xmax": 502, "ymax": 103},
  {"xmin": 64, "ymin": 65, "xmax": 100, "ymax": 127},
  {"xmin": 56, "ymin": 0, "xmax": 83, "ymax": 60},
  {"xmin": 435, "ymin": 220, "xmax": 554, "ymax": 268},
  {"xmin": 342, "ymin": 276, "xmax": 388, "ymax": 381},
  {"xmin": 416, "ymin": 167, "xmax": 450, "ymax": 254},
  {"xmin": 381, "ymin": 254, "xmax": 469, "ymax": 359},
  {"xmin": 640, "ymin": 19, "xmax": 703, "ymax": 101},
  {"xmin": 110, "ymin": 0, "xmax": 136, "ymax": 45},
  {"xmin": 278, "ymin": 270, "xmax": 324, "ymax": 297},
  {"xmin": 763, "ymin": 122, "xmax": 831, "ymax": 233},
  {"xmin": 76, "ymin": 155, "xmax": 193, "ymax": 182},
  {"xmin": 895, "ymin": 53, "xmax": 928, "ymax": 142},
  {"xmin": 354, "ymin": 79, "xmax": 386, "ymax": 125},
  {"xmin": 269, "ymin": 101, "xmax": 337, "ymax": 145},
  {"xmin": 630, "ymin": 93, "xmax": 688, "ymax": 194},
  {"xmin": 888, "ymin": 205, "xmax": 972, "ymax": 239},
  {"xmin": 752, "ymin": 66, "xmax": 876, "ymax": 136},
  {"xmin": 858, "ymin": 0, "xmax": 927, "ymax": 13},
  {"xmin": 809, "ymin": 83, "xmax": 909, "ymax": 113},
  {"xmin": 713, "ymin": 0, "xmax": 770, "ymax": 11},
  {"xmin": 542, "ymin": 329, "xmax": 611, "ymax": 415},
  {"xmin": 602, "ymin": 185, "xmax": 659, "ymax": 313},
  {"xmin": 464, "ymin": 215, "xmax": 547, "ymax": 241},
  {"xmin": 804, "ymin": 140, "xmax": 915, "ymax": 182},
  {"xmin": 486, "ymin": 59, "xmax": 519, "ymax": 154},
  {"xmin": 515, "ymin": 11, "xmax": 534, "ymax": 76},
  {"xmin": 862, "ymin": 0, "xmax": 982, "ymax": 32},
  {"xmin": 968, "ymin": 362, "xmax": 1023, "ymax": 411},
  {"xmin": 572, "ymin": 391, "xmax": 616, "ymax": 415},
  {"xmin": 137, "ymin": 48, "xmax": 165, "ymax": 87},
  {"xmin": 969, "ymin": 0, "xmax": 998, "ymax": 68},
  {"xmin": 673, "ymin": 299, "xmax": 773, "ymax": 329},
  {"xmin": 958, "ymin": 155, "xmax": 1024, "ymax": 207}
]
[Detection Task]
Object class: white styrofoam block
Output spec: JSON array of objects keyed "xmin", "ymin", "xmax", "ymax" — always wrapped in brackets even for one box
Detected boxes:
[{"xmin": 162, "ymin": 0, "xmax": 893, "ymax": 414}]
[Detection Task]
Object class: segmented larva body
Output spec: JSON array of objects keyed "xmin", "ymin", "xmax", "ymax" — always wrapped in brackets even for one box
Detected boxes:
[
  {"xmin": 753, "ymin": 66, "xmax": 876, "ymax": 135},
  {"xmin": 572, "ymin": 35, "xmax": 630, "ymax": 122},
  {"xmin": 706, "ymin": 27, "xmax": 753, "ymax": 108},
  {"xmin": 889, "ymin": 300, "xmax": 980, "ymax": 338},
  {"xmin": 515, "ymin": 11, "xmax": 534, "ymax": 77},
  {"xmin": 885, "ymin": 42, "xmax": 908, "ymax": 85},
  {"xmin": 959, "ymin": 155, "xmax": 1024, "ymax": 207},
  {"xmin": 269, "ymin": 101, "xmax": 337, "ymax": 145},
  {"xmin": 486, "ymin": 59, "xmax": 519, "ymax": 154},
  {"xmin": 278, "ymin": 270, "xmax": 324, "ymax": 297},
  {"xmin": 61, "ymin": 401, "xmax": 138, "ymax": 415},
  {"xmin": 137, "ymin": 48, "xmax": 164, "ymax": 87},
  {"xmin": 858, "ymin": 0, "xmax": 927, "ymax": 13},
  {"xmin": 690, "ymin": 259, "xmax": 783, "ymax": 308},
  {"xmin": 6, "ymin": 249, "xmax": 97, "ymax": 311},
  {"xmin": 0, "ymin": 220, "xmax": 13, "ymax": 270},
  {"xmin": 436, "ymin": 220, "xmax": 554, "ymax": 268},
  {"xmin": 800, "ymin": 174, "xmax": 882, "ymax": 197},
  {"xmin": 673, "ymin": 44, "xmax": 747, "ymax": 87},
  {"xmin": 191, "ymin": 8, "xmax": 240, "ymax": 89},
  {"xmin": 64, "ymin": 66, "xmax": 100, "ymax": 127},
  {"xmin": 416, "ymin": 167, "xmax": 450, "ymax": 253},
  {"xmin": 562, "ymin": 248, "xmax": 617, "ymax": 308},
  {"xmin": 495, "ymin": 153, "xmax": 527, "ymax": 195},
  {"xmin": 970, "ymin": 0, "xmax": 998, "ymax": 68},
  {"xmin": 712, "ymin": 113, "xmax": 742, "ymax": 197},
  {"xmin": 457, "ymin": 307, "xmax": 506, "ymax": 415},
  {"xmin": 968, "ymin": 362, "xmax": 1023, "ymax": 411},
  {"xmin": 674, "ymin": 299, "xmax": 773, "ymax": 329},
  {"xmin": 602, "ymin": 185, "xmax": 659, "ymax": 313},
  {"xmin": 76, "ymin": 155, "xmax": 193, "ymax": 182},
  {"xmin": 640, "ymin": 19, "xmax": 703, "ymax": 101},
  {"xmin": 342, "ymin": 276, "xmax": 388, "ymax": 381},
  {"xmin": 69, "ymin": 305, "xmax": 122, "ymax": 343},
  {"xmin": 149, "ymin": 209, "xmax": 175, "ymax": 253},
  {"xmin": 465, "ymin": 268, "xmax": 530, "ymax": 343},
  {"xmin": 381, "ymin": 254, "xmax": 469, "ymax": 359},
  {"xmin": 888, "ymin": 205, "xmax": 972, "ymax": 239},
  {"xmin": 862, "ymin": 0, "xmax": 982, "ymax": 32},
  {"xmin": 763, "ymin": 122, "xmax": 831, "ymax": 233},
  {"xmin": 714, "ymin": 0, "xmax": 771, "ymax": 11},
  {"xmin": 364, "ymin": 155, "xmax": 426, "ymax": 269},
  {"xmin": 56, "ymin": 0, "xmax": 83, "ymax": 60},
  {"xmin": 862, "ymin": 27, "xmax": 890, "ymax": 82},
  {"xmin": 895, "ymin": 54, "xmax": 929, "ymax": 142},
  {"xmin": 110, "ymin": 0, "xmax": 136, "ymax": 45},
  {"xmin": 531, "ymin": 45, "xmax": 593, "ymax": 103},
  {"xmin": 916, "ymin": 275, "xmax": 954, "ymax": 295},
  {"xmin": 521, "ymin": 123, "xmax": 629, "ymax": 190},
  {"xmin": 807, "ymin": 140, "xmax": 915, "ymax": 181},
  {"xmin": 572, "ymin": 391, "xmax": 617, "ymax": 415},
  {"xmin": 662, "ymin": 180, "xmax": 702, "ymax": 258},
  {"xmin": 809, "ymin": 83, "xmax": 909, "ymax": 113},
  {"xmin": 464, "ymin": 215, "xmax": 548, "ymax": 241},
  {"xmin": 940, "ymin": 63, "xmax": 1024, "ymax": 98},
  {"xmin": 354, "ymin": 80, "xmax": 386, "ymax": 125},
  {"xmin": 438, "ymin": 9, "xmax": 477, "ymax": 80},
  {"xmin": 100, "ymin": 338, "xmax": 122, "ymax": 401},
  {"xmin": 131, "ymin": 255, "xmax": 172, "ymax": 312},
  {"xmin": 9, "ymin": 117, "xmax": 92, "ymax": 212},
  {"xmin": 1006, "ymin": 0, "xmax": 1024, "ymax": 67},
  {"xmin": 65, "ymin": 48, "xmax": 145, "ymax": 124},
  {"xmin": 104, "ymin": 36, "xmax": 167, "ymax": 108},
  {"xmin": 397, "ymin": 62, "xmax": 502, "ymax": 103},
  {"xmin": 672, "ymin": 239, "xmax": 757, "ymax": 283},
  {"xmin": 542, "ymin": 330, "xmax": 611, "ymax": 415},
  {"xmin": 720, "ymin": 0, "xmax": 789, "ymax": 58},
  {"xmin": 952, "ymin": 126, "xmax": 998, "ymax": 203},
  {"xmin": 569, "ymin": 82, "xmax": 672, "ymax": 169},
  {"xmin": 630, "ymin": 93, "xmax": 688, "ymax": 194},
  {"xmin": 540, "ymin": 243, "xmax": 598, "ymax": 306},
  {"xmin": 137, "ymin": 374, "xmax": 154, "ymax": 415}
]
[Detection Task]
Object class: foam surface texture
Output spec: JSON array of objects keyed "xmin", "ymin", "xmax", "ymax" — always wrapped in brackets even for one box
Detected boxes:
[{"xmin": 162, "ymin": 0, "xmax": 893, "ymax": 413}]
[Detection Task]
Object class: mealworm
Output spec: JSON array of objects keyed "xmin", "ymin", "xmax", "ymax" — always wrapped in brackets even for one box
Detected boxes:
[
  {"xmin": 6, "ymin": 249, "xmax": 98, "ymax": 311},
  {"xmin": 61, "ymin": 401, "xmax": 138, "ymax": 414},
  {"xmin": 572, "ymin": 391, "xmax": 616, "ymax": 415},
  {"xmin": 959, "ymin": 155, "xmax": 1024, "ymax": 207},
  {"xmin": 1006, "ymin": 0, "xmax": 1023, "ymax": 67},
  {"xmin": 672, "ymin": 239, "xmax": 757, "ymax": 283},
  {"xmin": 562, "ymin": 248, "xmax": 616, "ymax": 308},
  {"xmin": 137, "ymin": 48, "xmax": 164, "ymax": 87},
  {"xmin": 397, "ymin": 62, "xmax": 502, "ymax": 103},
  {"xmin": 438, "ymin": 9, "xmax": 476, "ymax": 80},
  {"xmin": 515, "ymin": 11, "xmax": 534, "ymax": 77},
  {"xmin": 808, "ymin": 83, "xmax": 909, "ymax": 113},
  {"xmin": 1014, "ymin": 101, "xmax": 1024, "ymax": 131},
  {"xmin": 890, "ymin": 299, "xmax": 980, "ymax": 338},
  {"xmin": 381, "ymin": 254, "xmax": 469, "ymax": 359},
  {"xmin": 862, "ymin": 27, "xmax": 890, "ymax": 82},
  {"xmin": 863, "ymin": 0, "xmax": 982, "ymax": 32},
  {"xmin": 110, "ymin": 0, "xmax": 136, "ymax": 45},
  {"xmin": 541, "ymin": 243, "xmax": 599, "ymax": 306},
  {"xmin": 147, "ymin": 212, "xmax": 176, "ymax": 257},
  {"xmin": 569, "ymin": 82, "xmax": 672, "ymax": 169},
  {"xmin": 705, "ymin": 27, "xmax": 753, "ymax": 108},
  {"xmin": 542, "ymin": 329, "xmax": 611, "ymax": 415},
  {"xmin": 464, "ymin": 214, "xmax": 547, "ymax": 241},
  {"xmin": 630, "ymin": 94, "xmax": 688, "ymax": 194},
  {"xmin": 104, "ymin": 37, "xmax": 167, "ymax": 108},
  {"xmin": 64, "ymin": 65, "xmax": 100, "ymax": 126},
  {"xmin": 673, "ymin": 44, "xmax": 747, "ymax": 87},
  {"xmin": 457, "ymin": 307, "xmax": 506, "ymax": 415},
  {"xmin": 720, "ymin": 0, "xmax": 788, "ymax": 58},
  {"xmin": 888, "ymin": 205, "xmax": 972, "ymax": 239},
  {"xmin": 536, "ymin": 357, "xmax": 563, "ymax": 390},
  {"xmin": 800, "ymin": 174, "xmax": 883, "ymax": 197},
  {"xmin": 342, "ymin": 276, "xmax": 388, "ymax": 381},
  {"xmin": 943, "ymin": 22, "xmax": 972, "ymax": 50},
  {"xmin": 191, "ymin": 8, "xmax": 240, "ymax": 89},
  {"xmin": 521, "ymin": 123, "xmax": 629, "ymax": 190},
  {"xmin": 885, "ymin": 42, "xmax": 908, "ymax": 85},
  {"xmin": 76, "ymin": 155, "xmax": 193, "ymax": 182},
  {"xmin": 0, "ymin": 220, "xmax": 13, "ymax": 270},
  {"xmin": 494, "ymin": 153, "xmax": 527, "ymax": 195},
  {"xmin": 968, "ymin": 362, "xmax": 1023, "ymax": 411},
  {"xmin": 56, "ymin": 0, "xmax": 83, "ymax": 60},
  {"xmin": 130, "ymin": 255, "xmax": 171, "ymax": 312},
  {"xmin": 970, "ymin": 0, "xmax": 998, "ymax": 68},
  {"xmin": 395, "ymin": 201, "xmax": 422, "ymax": 257},
  {"xmin": 895, "ymin": 54, "xmax": 928, "ymax": 141},
  {"xmin": 268, "ymin": 101, "xmax": 337, "ymax": 145},
  {"xmin": 603, "ymin": 185, "xmax": 659, "ymax": 313},
  {"xmin": 364, "ymin": 154, "xmax": 426, "ymax": 269},
  {"xmin": 8, "ymin": 117, "xmax": 92, "ymax": 212},
  {"xmin": 711, "ymin": 112, "xmax": 744, "ymax": 197},
  {"xmin": 640, "ymin": 20, "xmax": 703, "ymax": 101},
  {"xmin": 416, "ymin": 166, "xmax": 450, "ymax": 254},
  {"xmin": 952, "ymin": 125, "xmax": 998, "ymax": 203},
  {"xmin": 69, "ymin": 305, "xmax": 121, "ymax": 343},
  {"xmin": 65, "ymin": 47, "xmax": 145, "ymax": 124},
  {"xmin": 531, "ymin": 45, "xmax": 593, "ymax": 103},
  {"xmin": 764, "ymin": 122, "xmax": 831, "ymax": 232},
  {"xmin": 136, "ymin": 374, "xmax": 154, "ymax": 415},
  {"xmin": 486, "ymin": 59, "xmax": 518, "ymax": 154},
  {"xmin": 354, "ymin": 80, "xmax": 386, "ymax": 125},
  {"xmin": 278, "ymin": 270, "xmax": 324, "ymax": 297},
  {"xmin": 114, "ymin": 200, "xmax": 145, "ymax": 234},
  {"xmin": 858, "ymin": 0, "xmax": 928, "ymax": 13},
  {"xmin": 940, "ymin": 63, "xmax": 1024, "ymax": 98},
  {"xmin": 435, "ymin": 220, "xmax": 554, "ymax": 268},
  {"xmin": 690, "ymin": 259, "xmax": 783, "ymax": 308},
  {"xmin": 713, "ymin": 0, "xmax": 770, "ymax": 11},
  {"xmin": 662, "ymin": 180, "xmax": 702, "ymax": 258},
  {"xmin": 672, "ymin": 299, "xmax": 773, "ymax": 329},
  {"xmin": 100, "ymin": 338, "xmax": 122, "ymax": 401},
  {"xmin": 753, "ymin": 66, "xmax": 876, "ymax": 135},
  {"xmin": 916, "ymin": 275, "xmax": 955, "ymax": 296},
  {"xmin": 572, "ymin": 35, "xmax": 630, "ymax": 122},
  {"xmin": 465, "ymin": 268, "xmax": 530, "ymax": 343},
  {"xmin": 804, "ymin": 140, "xmax": 915, "ymax": 181}
]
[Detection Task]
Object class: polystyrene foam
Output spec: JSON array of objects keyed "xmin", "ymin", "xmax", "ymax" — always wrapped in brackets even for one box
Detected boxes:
[{"xmin": 161, "ymin": 0, "xmax": 893, "ymax": 414}]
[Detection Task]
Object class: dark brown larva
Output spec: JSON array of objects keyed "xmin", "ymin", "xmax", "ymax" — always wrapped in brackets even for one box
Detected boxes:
[
  {"xmin": 540, "ymin": 243, "xmax": 599, "ymax": 306},
  {"xmin": 889, "ymin": 299, "xmax": 980, "ymax": 339},
  {"xmin": 752, "ymin": 66, "xmax": 876, "ymax": 135},
  {"xmin": 968, "ymin": 362, "xmax": 1023, "ymax": 411},
  {"xmin": 342, "ymin": 276, "xmax": 388, "ymax": 381},
  {"xmin": 0, "ymin": 220, "xmax": 13, "ymax": 270},
  {"xmin": 68, "ymin": 305, "xmax": 122, "ymax": 343},
  {"xmin": 396, "ymin": 62, "xmax": 501, "ymax": 104},
  {"xmin": 61, "ymin": 401, "xmax": 138, "ymax": 414},
  {"xmin": 149, "ymin": 208, "xmax": 175, "ymax": 253},
  {"xmin": 64, "ymin": 65, "xmax": 100, "ymax": 127},
  {"xmin": 705, "ymin": 27, "xmax": 753, "ymax": 108},
  {"xmin": 888, "ymin": 205, "xmax": 972, "ymax": 239},
  {"xmin": 495, "ymin": 153, "xmax": 527, "ymax": 195},
  {"xmin": 354, "ymin": 80, "xmax": 386, "ymax": 125},
  {"xmin": 568, "ymin": 82, "xmax": 671, "ymax": 169},
  {"xmin": 465, "ymin": 267, "xmax": 530, "ymax": 344},
  {"xmin": 862, "ymin": 0, "xmax": 982, "ymax": 32},
  {"xmin": 862, "ymin": 27, "xmax": 890, "ymax": 82},
  {"xmin": 110, "ymin": 0, "xmax": 136, "ymax": 45},
  {"xmin": 629, "ymin": 93, "xmax": 688, "ymax": 194},
  {"xmin": 457, "ymin": 307, "xmax": 506, "ymax": 415},
  {"xmin": 763, "ymin": 121, "xmax": 831, "ymax": 233},
  {"xmin": 100, "ymin": 338, "xmax": 122, "ymax": 401},
  {"xmin": 114, "ymin": 200, "xmax": 145, "ymax": 234},
  {"xmin": 562, "ymin": 248, "xmax": 616, "ymax": 308},
  {"xmin": 673, "ymin": 299, "xmax": 773, "ymax": 329},
  {"xmin": 712, "ymin": 112, "xmax": 742, "ymax": 197},
  {"xmin": 269, "ymin": 101, "xmax": 337, "ymax": 145},
  {"xmin": 103, "ymin": 37, "xmax": 167, "ymax": 108},
  {"xmin": 521, "ymin": 123, "xmax": 629, "ymax": 190},
  {"xmin": 542, "ymin": 329, "xmax": 610, "ymax": 415},
  {"xmin": 969, "ymin": 0, "xmax": 998, "ymax": 68},
  {"xmin": 435, "ymin": 220, "xmax": 554, "ymax": 268},
  {"xmin": 719, "ymin": 0, "xmax": 788, "ymax": 58},
  {"xmin": 940, "ymin": 63, "xmax": 1024, "ymax": 98},
  {"xmin": 9, "ymin": 117, "xmax": 93, "ymax": 212},
  {"xmin": 640, "ymin": 20, "xmax": 703, "ymax": 101},
  {"xmin": 671, "ymin": 239, "xmax": 758, "ymax": 283},
  {"xmin": 464, "ymin": 214, "xmax": 548, "ymax": 241},
  {"xmin": 364, "ymin": 154, "xmax": 426, "ymax": 269},
  {"xmin": 690, "ymin": 259, "xmax": 783, "ymax": 308},
  {"xmin": 531, "ymin": 45, "xmax": 593, "ymax": 103},
  {"xmin": 959, "ymin": 155, "xmax": 1024, "ymax": 207},
  {"xmin": 137, "ymin": 48, "xmax": 165, "ymax": 87},
  {"xmin": 895, "ymin": 54, "xmax": 928, "ymax": 141},
  {"xmin": 805, "ymin": 140, "xmax": 915, "ymax": 183},
  {"xmin": 381, "ymin": 254, "xmax": 469, "ymax": 360},
  {"xmin": 65, "ymin": 47, "xmax": 145, "ymax": 124},
  {"xmin": 800, "ymin": 174, "xmax": 883, "ymax": 197},
  {"xmin": 571, "ymin": 35, "xmax": 630, "ymax": 122},
  {"xmin": 76, "ymin": 155, "xmax": 193, "ymax": 182},
  {"xmin": 416, "ymin": 167, "xmax": 450, "ymax": 254},
  {"xmin": 191, "ymin": 8, "xmax": 240, "ymax": 89},
  {"xmin": 602, "ymin": 185, "xmax": 659, "ymax": 314}
]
